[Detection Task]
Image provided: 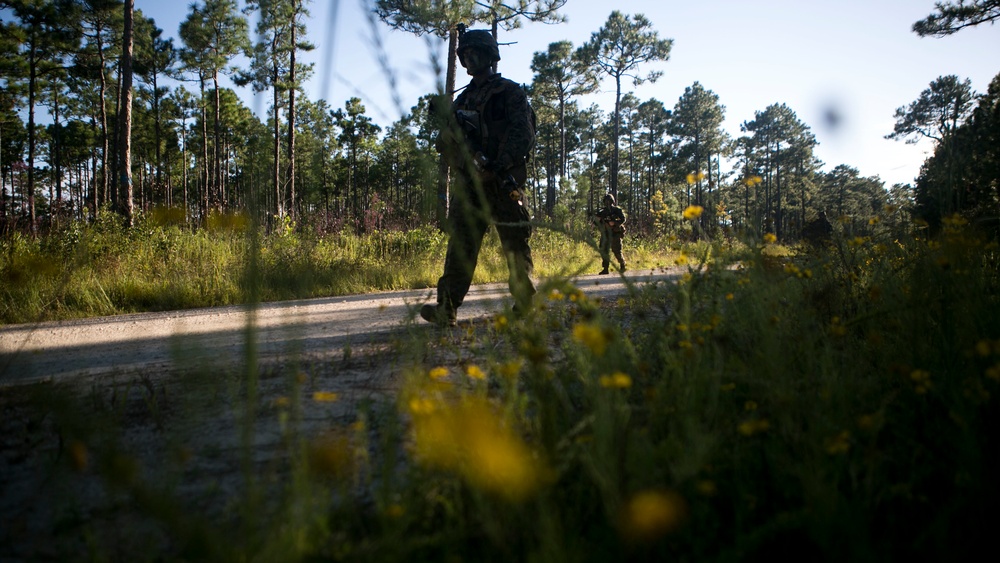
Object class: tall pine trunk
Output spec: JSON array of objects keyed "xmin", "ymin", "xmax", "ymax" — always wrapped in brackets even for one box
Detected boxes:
[
  {"xmin": 287, "ymin": 13, "xmax": 297, "ymax": 222},
  {"xmin": 119, "ymin": 0, "xmax": 135, "ymax": 227}
]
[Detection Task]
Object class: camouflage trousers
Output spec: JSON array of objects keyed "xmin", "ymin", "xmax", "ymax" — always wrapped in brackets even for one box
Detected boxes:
[
  {"xmin": 436, "ymin": 175, "xmax": 535, "ymax": 314},
  {"xmin": 600, "ymin": 231, "xmax": 626, "ymax": 270}
]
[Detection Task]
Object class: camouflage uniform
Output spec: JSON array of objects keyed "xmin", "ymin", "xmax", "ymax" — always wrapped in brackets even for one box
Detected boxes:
[
  {"xmin": 594, "ymin": 193, "xmax": 626, "ymax": 274},
  {"xmin": 425, "ymin": 30, "xmax": 536, "ymax": 325}
]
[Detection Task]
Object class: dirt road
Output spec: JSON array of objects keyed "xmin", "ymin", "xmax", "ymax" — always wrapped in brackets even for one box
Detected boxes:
[
  {"xmin": 0, "ymin": 269, "xmax": 679, "ymax": 387},
  {"xmin": 1, "ymin": 269, "xmax": 683, "ymax": 560}
]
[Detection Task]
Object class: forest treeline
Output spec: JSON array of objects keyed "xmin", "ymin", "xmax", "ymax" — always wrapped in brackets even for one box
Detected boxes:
[{"xmin": 1, "ymin": 0, "xmax": 997, "ymax": 240}]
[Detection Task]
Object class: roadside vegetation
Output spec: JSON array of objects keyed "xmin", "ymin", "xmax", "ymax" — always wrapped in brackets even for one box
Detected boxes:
[
  {"xmin": 3, "ymin": 1, "xmax": 999, "ymax": 560},
  {"xmin": 3, "ymin": 204, "xmax": 998, "ymax": 561},
  {"xmin": 0, "ymin": 209, "xmax": 683, "ymax": 325}
]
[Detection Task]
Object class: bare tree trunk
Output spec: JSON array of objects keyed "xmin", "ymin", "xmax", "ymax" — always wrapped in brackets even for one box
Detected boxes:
[
  {"xmin": 98, "ymin": 38, "xmax": 110, "ymax": 208},
  {"xmin": 199, "ymin": 75, "xmax": 209, "ymax": 222},
  {"xmin": 287, "ymin": 8, "xmax": 297, "ymax": 222},
  {"xmin": 611, "ymin": 75, "xmax": 621, "ymax": 199},
  {"xmin": 436, "ymin": 28, "xmax": 458, "ymax": 226},
  {"xmin": 181, "ymin": 118, "xmax": 188, "ymax": 219},
  {"xmin": 52, "ymin": 88, "xmax": 62, "ymax": 228},
  {"xmin": 271, "ymin": 56, "xmax": 281, "ymax": 222},
  {"xmin": 26, "ymin": 43, "xmax": 38, "ymax": 236},
  {"xmin": 212, "ymin": 71, "xmax": 222, "ymax": 211},
  {"xmin": 152, "ymin": 73, "xmax": 162, "ymax": 208},
  {"xmin": 90, "ymin": 123, "xmax": 98, "ymax": 220},
  {"xmin": 119, "ymin": 0, "xmax": 135, "ymax": 227}
]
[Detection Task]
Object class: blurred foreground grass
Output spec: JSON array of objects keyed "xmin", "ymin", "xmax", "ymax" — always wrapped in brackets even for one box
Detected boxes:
[{"xmin": 1, "ymin": 211, "xmax": 998, "ymax": 561}]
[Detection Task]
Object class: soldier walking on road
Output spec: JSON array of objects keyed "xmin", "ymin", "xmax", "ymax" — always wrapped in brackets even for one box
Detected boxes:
[
  {"xmin": 594, "ymin": 193, "xmax": 627, "ymax": 275},
  {"xmin": 421, "ymin": 27, "xmax": 537, "ymax": 327}
]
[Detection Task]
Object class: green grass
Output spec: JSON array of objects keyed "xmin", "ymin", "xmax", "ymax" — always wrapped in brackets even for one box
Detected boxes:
[
  {"xmin": 2, "ymin": 212, "xmax": 998, "ymax": 561},
  {"xmin": 0, "ymin": 212, "xmax": 672, "ymax": 324}
]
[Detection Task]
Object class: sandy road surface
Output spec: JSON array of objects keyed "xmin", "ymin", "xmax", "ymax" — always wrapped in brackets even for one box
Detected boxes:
[
  {"xmin": 0, "ymin": 269, "xmax": 682, "ymax": 560},
  {"xmin": 0, "ymin": 269, "xmax": 680, "ymax": 387}
]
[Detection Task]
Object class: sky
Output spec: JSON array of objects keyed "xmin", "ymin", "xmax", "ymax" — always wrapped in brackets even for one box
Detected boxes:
[{"xmin": 135, "ymin": 0, "xmax": 1000, "ymax": 188}]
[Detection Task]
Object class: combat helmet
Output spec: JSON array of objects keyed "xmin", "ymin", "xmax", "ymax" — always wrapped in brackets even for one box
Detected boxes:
[
  {"xmin": 457, "ymin": 27, "xmax": 501, "ymax": 62},
  {"xmin": 603, "ymin": 192, "xmax": 616, "ymax": 205}
]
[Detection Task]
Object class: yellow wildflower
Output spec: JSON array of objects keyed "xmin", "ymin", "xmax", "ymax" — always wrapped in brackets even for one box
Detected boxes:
[
  {"xmin": 763, "ymin": 232, "xmax": 777, "ymax": 244},
  {"xmin": 909, "ymin": 369, "xmax": 932, "ymax": 394},
  {"xmin": 725, "ymin": 292, "xmax": 734, "ymax": 300},
  {"xmin": 408, "ymin": 397, "xmax": 436, "ymax": 415},
  {"xmin": 682, "ymin": 205, "xmax": 704, "ymax": 220},
  {"xmin": 494, "ymin": 315, "xmax": 508, "ymax": 330},
  {"xmin": 465, "ymin": 365, "xmax": 486, "ymax": 380},
  {"xmin": 385, "ymin": 504, "xmax": 405, "ymax": 518},
  {"xmin": 599, "ymin": 372, "xmax": 633, "ymax": 389},
  {"xmin": 411, "ymin": 397, "xmax": 547, "ymax": 502},
  {"xmin": 573, "ymin": 322, "xmax": 609, "ymax": 356},
  {"xmin": 619, "ymin": 489, "xmax": 687, "ymax": 543},
  {"xmin": 548, "ymin": 289, "xmax": 564, "ymax": 301},
  {"xmin": 313, "ymin": 391, "xmax": 339, "ymax": 402},
  {"xmin": 738, "ymin": 419, "xmax": 771, "ymax": 436},
  {"xmin": 428, "ymin": 366, "xmax": 449, "ymax": 380},
  {"xmin": 498, "ymin": 359, "xmax": 524, "ymax": 379}
]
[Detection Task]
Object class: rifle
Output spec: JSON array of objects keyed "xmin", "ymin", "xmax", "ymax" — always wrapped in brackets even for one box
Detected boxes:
[
  {"xmin": 443, "ymin": 107, "xmax": 521, "ymax": 201},
  {"xmin": 454, "ymin": 109, "xmax": 489, "ymax": 171}
]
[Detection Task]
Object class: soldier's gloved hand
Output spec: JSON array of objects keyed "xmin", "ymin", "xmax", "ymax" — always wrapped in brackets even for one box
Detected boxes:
[{"xmin": 486, "ymin": 159, "xmax": 508, "ymax": 176}]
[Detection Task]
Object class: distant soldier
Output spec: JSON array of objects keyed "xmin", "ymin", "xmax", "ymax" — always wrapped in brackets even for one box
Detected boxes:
[
  {"xmin": 593, "ymin": 192, "xmax": 627, "ymax": 274},
  {"xmin": 421, "ymin": 27, "xmax": 536, "ymax": 327}
]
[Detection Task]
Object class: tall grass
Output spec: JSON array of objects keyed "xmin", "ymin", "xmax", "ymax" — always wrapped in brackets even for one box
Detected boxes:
[
  {"xmin": 2, "ymin": 212, "xmax": 997, "ymax": 561},
  {"xmin": 0, "ymin": 211, "xmax": 659, "ymax": 324}
]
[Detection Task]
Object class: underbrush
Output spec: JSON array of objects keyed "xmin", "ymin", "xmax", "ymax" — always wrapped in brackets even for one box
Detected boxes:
[
  {"xmin": 0, "ymin": 212, "xmax": 671, "ymax": 324},
  {"xmin": 3, "ymin": 212, "xmax": 998, "ymax": 561}
]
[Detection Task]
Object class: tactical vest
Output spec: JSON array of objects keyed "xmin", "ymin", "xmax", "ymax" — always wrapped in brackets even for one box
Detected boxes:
[{"xmin": 454, "ymin": 75, "xmax": 535, "ymax": 184}]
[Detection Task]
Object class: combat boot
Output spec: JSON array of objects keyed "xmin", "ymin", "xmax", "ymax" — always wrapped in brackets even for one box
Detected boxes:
[
  {"xmin": 420, "ymin": 303, "xmax": 457, "ymax": 327},
  {"xmin": 599, "ymin": 268, "xmax": 609, "ymax": 275}
]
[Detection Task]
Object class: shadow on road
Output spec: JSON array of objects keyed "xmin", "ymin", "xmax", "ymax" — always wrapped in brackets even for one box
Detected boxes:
[{"xmin": 1, "ymin": 269, "xmax": 681, "ymax": 386}]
